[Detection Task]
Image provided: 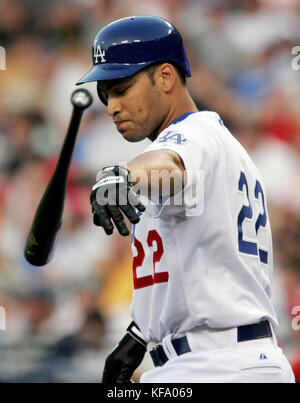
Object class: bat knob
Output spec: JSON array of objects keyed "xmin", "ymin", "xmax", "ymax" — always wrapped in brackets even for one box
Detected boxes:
[{"xmin": 71, "ymin": 88, "xmax": 93, "ymax": 110}]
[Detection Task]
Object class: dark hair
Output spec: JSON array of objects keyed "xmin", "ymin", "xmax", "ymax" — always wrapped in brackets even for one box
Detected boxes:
[{"xmin": 143, "ymin": 61, "xmax": 187, "ymax": 86}]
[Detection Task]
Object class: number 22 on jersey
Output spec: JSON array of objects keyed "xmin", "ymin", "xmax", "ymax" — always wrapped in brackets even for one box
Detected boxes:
[
  {"xmin": 132, "ymin": 230, "xmax": 169, "ymax": 289},
  {"xmin": 237, "ymin": 171, "xmax": 268, "ymax": 264}
]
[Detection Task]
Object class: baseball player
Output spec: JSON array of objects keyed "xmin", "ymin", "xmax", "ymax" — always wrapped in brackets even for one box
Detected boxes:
[{"xmin": 77, "ymin": 16, "xmax": 295, "ymax": 383}]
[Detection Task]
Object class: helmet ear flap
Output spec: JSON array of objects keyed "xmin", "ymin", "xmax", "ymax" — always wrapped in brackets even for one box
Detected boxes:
[{"xmin": 97, "ymin": 82, "xmax": 108, "ymax": 106}]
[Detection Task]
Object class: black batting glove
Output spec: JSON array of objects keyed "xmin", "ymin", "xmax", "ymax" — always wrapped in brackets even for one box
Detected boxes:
[
  {"xmin": 102, "ymin": 321, "xmax": 147, "ymax": 383},
  {"xmin": 90, "ymin": 166, "xmax": 145, "ymax": 236}
]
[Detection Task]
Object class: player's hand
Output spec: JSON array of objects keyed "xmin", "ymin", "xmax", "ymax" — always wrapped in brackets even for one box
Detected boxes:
[
  {"xmin": 102, "ymin": 322, "xmax": 147, "ymax": 383},
  {"xmin": 90, "ymin": 166, "xmax": 145, "ymax": 236}
]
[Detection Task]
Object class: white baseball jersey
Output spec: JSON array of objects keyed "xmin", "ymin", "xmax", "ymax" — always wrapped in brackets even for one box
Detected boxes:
[{"xmin": 130, "ymin": 111, "xmax": 278, "ymax": 344}]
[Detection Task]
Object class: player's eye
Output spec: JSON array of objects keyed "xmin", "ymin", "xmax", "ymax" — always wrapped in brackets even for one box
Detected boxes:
[{"xmin": 114, "ymin": 86, "xmax": 128, "ymax": 96}]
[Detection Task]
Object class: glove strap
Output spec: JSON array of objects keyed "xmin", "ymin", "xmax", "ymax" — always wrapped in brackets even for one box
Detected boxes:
[
  {"xmin": 127, "ymin": 321, "xmax": 147, "ymax": 347},
  {"xmin": 97, "ymin": 166, "xmax": 131, "ymax": 181},
  {"xmin": 92, "ymin": 175, "xmax": 126, "ymax": 191}
]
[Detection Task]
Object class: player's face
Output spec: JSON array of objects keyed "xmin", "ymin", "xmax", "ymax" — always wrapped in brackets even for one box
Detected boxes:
[{"xmin": 97, "ymin": 70, "xmax": 168, "ymax": 142}]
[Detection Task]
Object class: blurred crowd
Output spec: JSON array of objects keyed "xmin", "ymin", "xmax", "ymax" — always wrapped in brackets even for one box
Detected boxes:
[{"xmin": 0, "ymin": 0, "xmax": 300, "ymax": 382}]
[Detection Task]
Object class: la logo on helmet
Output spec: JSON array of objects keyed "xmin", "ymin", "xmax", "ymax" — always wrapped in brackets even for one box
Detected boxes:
[{"xmin": 93, "ymin": 40, "xmax": 106, "ymax": 64}]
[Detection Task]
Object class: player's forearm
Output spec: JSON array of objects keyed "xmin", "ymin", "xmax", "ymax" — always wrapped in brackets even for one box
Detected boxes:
[{"xmin": 127, "ymin": 150, "xmax": 185, "ymax": 198}]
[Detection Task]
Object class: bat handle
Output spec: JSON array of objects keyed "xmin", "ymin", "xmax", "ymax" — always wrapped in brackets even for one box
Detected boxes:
[{"xmin": 54, "ymin": 106, "xmax": 84, "ymax": 177}]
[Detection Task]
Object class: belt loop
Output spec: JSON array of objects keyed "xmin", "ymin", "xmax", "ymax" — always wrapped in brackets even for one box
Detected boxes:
[{"xmin": 162, "ymin": 334, "xmax": 176, "ymax": 360}]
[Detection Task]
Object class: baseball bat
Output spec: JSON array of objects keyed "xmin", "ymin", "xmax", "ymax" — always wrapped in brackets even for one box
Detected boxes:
[{"xmin": 24, "ymin": 88, "xmax": 93, "ymax": 266}]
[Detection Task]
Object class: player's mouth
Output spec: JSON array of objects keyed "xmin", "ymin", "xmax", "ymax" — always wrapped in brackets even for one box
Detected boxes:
[{"xmin": 114, "ymin": 120, "xmax": 129, "ymax": 130}]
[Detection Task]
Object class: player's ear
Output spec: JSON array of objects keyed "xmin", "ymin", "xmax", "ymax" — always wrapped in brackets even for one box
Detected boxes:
[{"xmin": 159, "ymin": 63, "xmax": 176, "ymax": 93}]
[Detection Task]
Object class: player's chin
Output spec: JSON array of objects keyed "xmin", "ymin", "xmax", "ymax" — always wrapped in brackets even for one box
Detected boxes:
[{"xmin": 119, "ymin": 126, "xmax": 146, "ymax": 143}]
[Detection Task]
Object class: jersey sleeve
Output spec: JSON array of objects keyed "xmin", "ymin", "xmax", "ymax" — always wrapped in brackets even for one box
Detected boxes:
[{"xmin": 142, "ymin": 112, "xmax": 220, "ymax": 216}]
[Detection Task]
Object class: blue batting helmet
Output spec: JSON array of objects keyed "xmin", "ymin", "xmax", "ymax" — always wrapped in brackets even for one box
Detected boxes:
[{"xmin": 76, "ymin": 15, "xmax": 191, "ymax": 85}]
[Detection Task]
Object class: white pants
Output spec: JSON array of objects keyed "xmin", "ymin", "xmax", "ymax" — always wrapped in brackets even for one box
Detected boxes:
[{"xmin": 140, "ymin": 326, "xmax": 295, "ymax": 383}]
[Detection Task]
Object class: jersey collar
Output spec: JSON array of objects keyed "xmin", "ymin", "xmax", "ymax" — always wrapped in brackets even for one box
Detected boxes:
[{"xmin": 169, "ymin": 111, "xmax": 197, "ymax": 126}]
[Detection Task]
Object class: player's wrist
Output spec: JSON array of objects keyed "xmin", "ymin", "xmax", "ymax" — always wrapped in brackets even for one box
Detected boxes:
[
  {"xmin": 127, "ymin": 321, "xmax": 147, "ymax": 347},
  {"xmin": 96, "ymin": 165, "xmax": 131, "ymax": 183}
]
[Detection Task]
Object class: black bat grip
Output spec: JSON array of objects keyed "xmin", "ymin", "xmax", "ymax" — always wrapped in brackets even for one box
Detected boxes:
[{"xmin": 24, "ymin": 100, "xmax": 88, "ymax": 266}]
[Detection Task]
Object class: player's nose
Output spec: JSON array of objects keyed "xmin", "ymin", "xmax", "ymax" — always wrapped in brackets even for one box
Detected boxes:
[{"xmin": 107, "ymin": 96, "xmax": 122, "ymax": 117}]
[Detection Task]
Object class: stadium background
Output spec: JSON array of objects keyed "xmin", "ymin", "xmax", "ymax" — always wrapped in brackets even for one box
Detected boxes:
[{"xmin": 0, "ymin": 0, "xmax": 299, "ymax": 382}]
